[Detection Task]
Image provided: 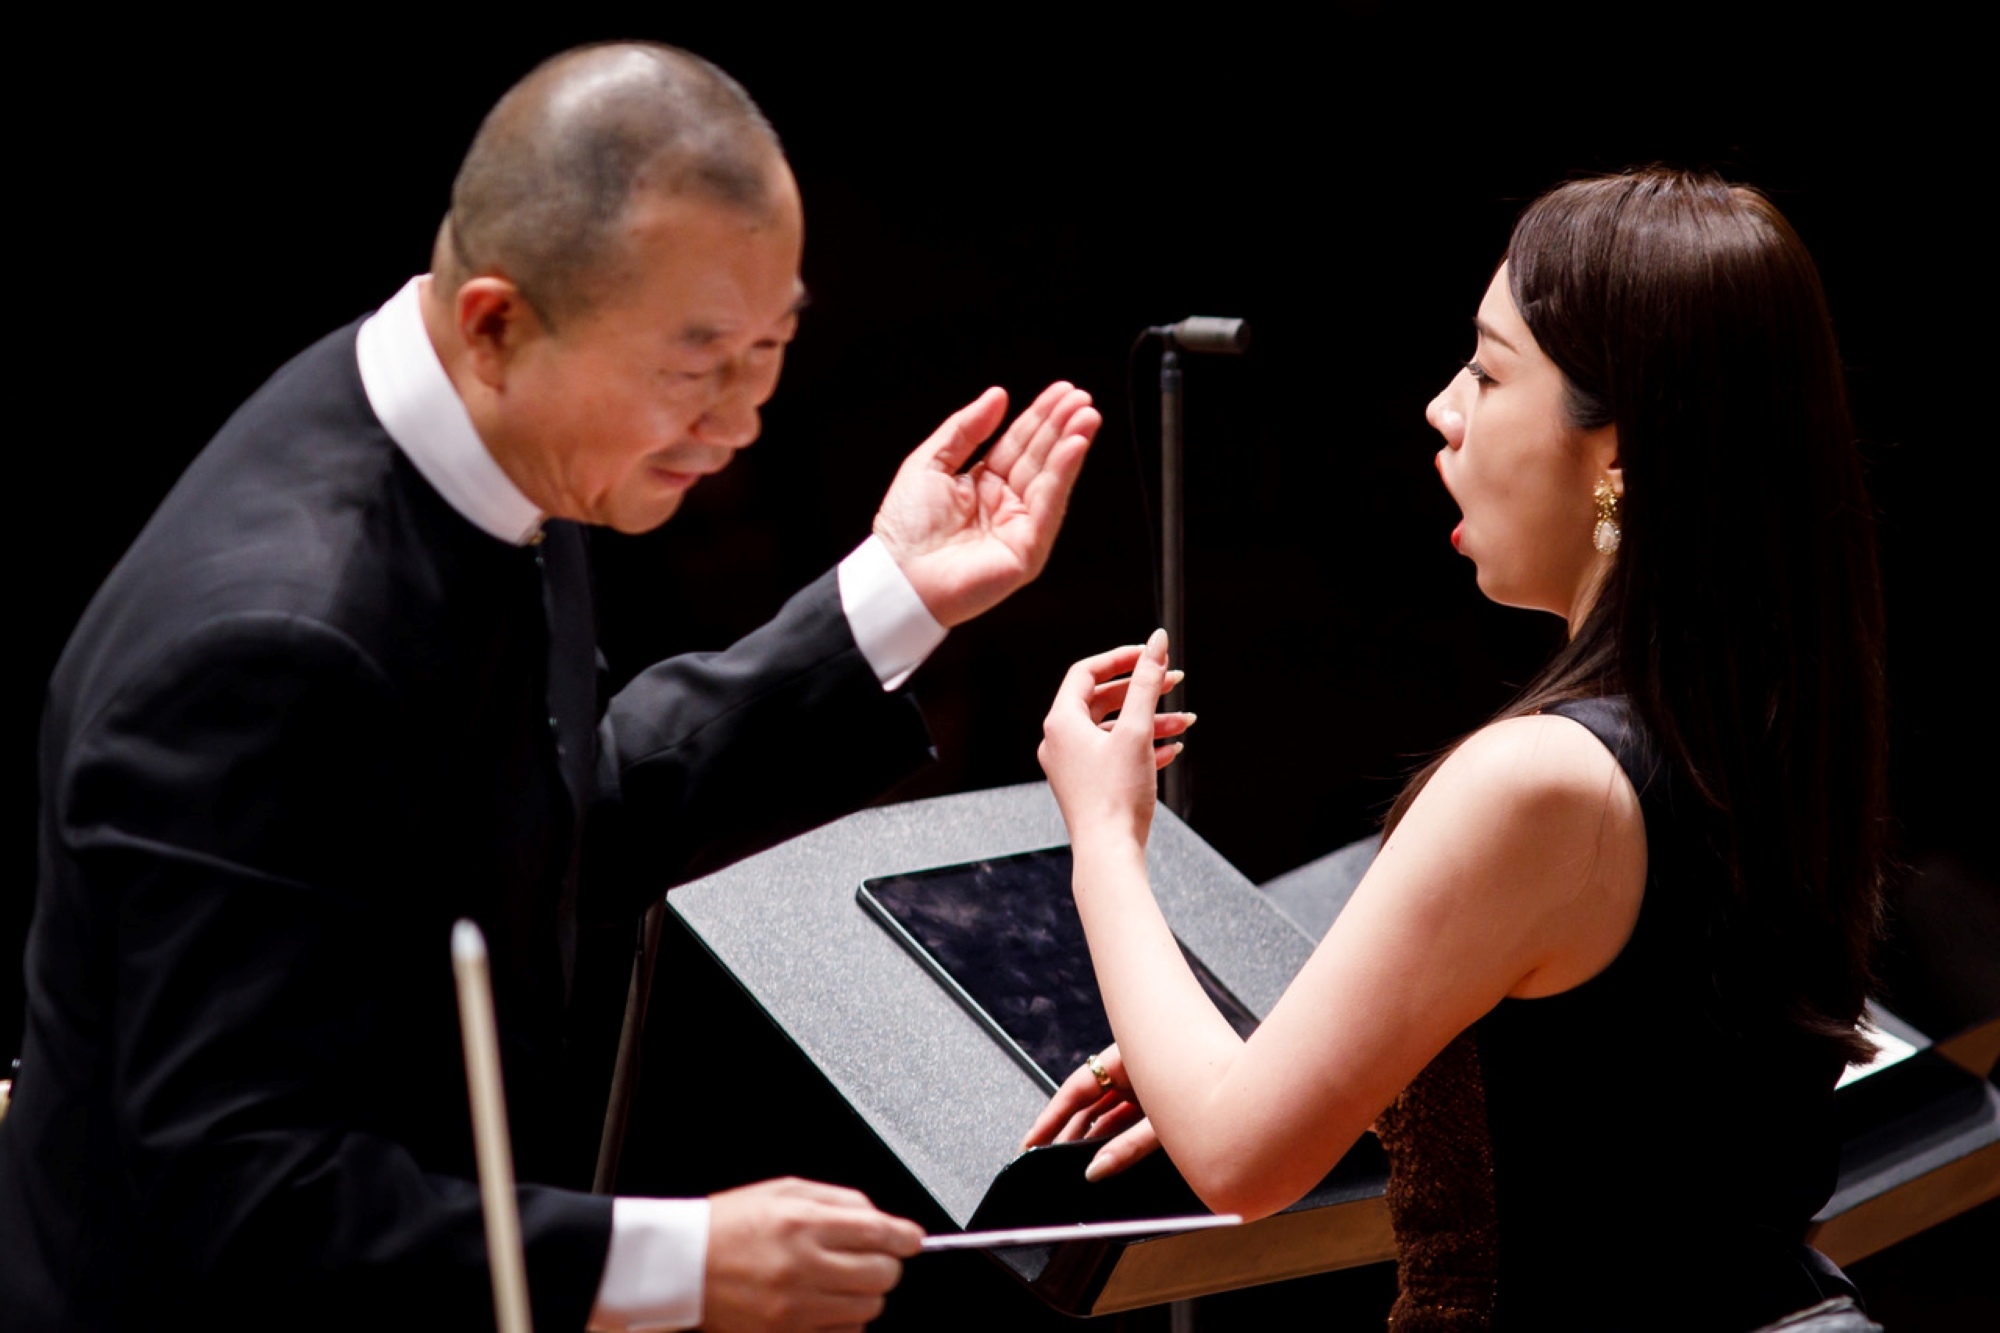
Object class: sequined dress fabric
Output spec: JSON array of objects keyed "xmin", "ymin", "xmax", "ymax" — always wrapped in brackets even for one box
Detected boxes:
[{"xmin": 1377, "ymin": 1029, "xmax": 1498, "ymax": 1330}]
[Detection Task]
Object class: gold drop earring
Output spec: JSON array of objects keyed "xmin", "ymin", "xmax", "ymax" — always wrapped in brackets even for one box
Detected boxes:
[{"xmin": 1593, "ymin": 479, "xmax": 1622, "ymax": 555}]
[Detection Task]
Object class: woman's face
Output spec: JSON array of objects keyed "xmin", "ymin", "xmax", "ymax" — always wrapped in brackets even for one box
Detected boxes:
[{"xmin": 1427, "ymin": 262, "xmax": 1619, "ymax": 628}]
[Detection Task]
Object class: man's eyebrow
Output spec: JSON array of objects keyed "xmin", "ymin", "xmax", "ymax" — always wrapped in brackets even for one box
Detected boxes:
[
  {"xmin": 1472, "ymin": 316, "xmax": 1519, "ymax": 354},
  {"xmin": 677, "ymin": 289, "xmax": 811, "ymax": 348}
]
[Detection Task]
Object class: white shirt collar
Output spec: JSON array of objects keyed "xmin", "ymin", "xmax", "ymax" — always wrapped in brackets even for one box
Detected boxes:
[{"xmin": 355, "ymin": 276, "xmax": 545, "ymax": 546}]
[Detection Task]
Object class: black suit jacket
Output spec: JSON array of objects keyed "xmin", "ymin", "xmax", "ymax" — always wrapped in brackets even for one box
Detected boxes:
[{"xmin": 0, "ymin": 322, "xmax": 934, "ymax": 1332}]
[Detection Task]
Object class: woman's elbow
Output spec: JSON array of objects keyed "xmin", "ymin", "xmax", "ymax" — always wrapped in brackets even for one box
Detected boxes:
[{"xmin": 1178, "ymin": 1153, "xmax": 1316, "ymax": 1223}]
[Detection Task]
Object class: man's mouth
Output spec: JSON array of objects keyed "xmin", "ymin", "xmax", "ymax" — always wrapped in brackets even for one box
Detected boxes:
[
  {"xmin": 649, "ymin": 457, "xmax": 728, "ymax": 489},
  {"xmin": 649, "ymin": 467, "xmax": 702, "ymax": 490}
]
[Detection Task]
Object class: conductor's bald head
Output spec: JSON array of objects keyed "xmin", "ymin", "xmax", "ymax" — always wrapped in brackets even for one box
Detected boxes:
[{"xmin": 437, "ymin": 42, "xmax": 783, "ymax": 325}]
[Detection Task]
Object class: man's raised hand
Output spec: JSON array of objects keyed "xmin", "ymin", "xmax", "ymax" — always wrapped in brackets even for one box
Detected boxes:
[{"xmin": 873, "ymin": 383, "xmax": 1100, "ymax": 628}]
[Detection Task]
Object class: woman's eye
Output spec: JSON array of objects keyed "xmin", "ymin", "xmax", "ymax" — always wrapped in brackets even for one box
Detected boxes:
[{"xmin": 1463, "ymin": 359, "xmax": 1491, "ymax": 385}]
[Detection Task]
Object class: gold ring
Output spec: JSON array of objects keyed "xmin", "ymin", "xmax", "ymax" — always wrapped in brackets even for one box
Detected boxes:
[{"xmin": 1085, "ymin": 1052, "xmax": 1113, "ymax": 1091}]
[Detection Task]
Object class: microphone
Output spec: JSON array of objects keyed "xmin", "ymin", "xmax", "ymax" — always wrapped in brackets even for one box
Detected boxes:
[{"xmin": 1149, "ymin": 317, "xmax": 1250, "ymax": 355}]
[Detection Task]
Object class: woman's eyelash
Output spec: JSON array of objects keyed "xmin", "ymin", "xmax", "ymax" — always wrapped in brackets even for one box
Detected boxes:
[{"xmin": 1463, "ymin": 359, "xmax": 1491, "ymax": 383}]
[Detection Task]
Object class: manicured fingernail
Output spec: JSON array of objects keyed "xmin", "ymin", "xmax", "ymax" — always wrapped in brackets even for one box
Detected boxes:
[
  {"xmin": 1166, "ymin": 670, "xmax": 1185, "ymax": 686},
  {"xmin": 1084, "ymin": 1153, "xmax": 1110, "ymax": 1183},
  {"xmin": 1146, "ymin": 627, "xmax": 1168, "ymax": 661},
  {"xmin": 1182, "ymin": 713, "xmax": 1197, "ymax": 726}
]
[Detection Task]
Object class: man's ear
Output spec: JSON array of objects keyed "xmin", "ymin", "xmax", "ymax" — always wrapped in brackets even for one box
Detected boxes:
[{"xmin": 453, "ymin": 276, "xmax": 546, "ymax": 390}]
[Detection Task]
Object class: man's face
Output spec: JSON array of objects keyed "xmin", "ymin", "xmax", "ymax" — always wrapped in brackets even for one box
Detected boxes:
[{"xmin": 495, "ymin": 161, "xmax": 806, "ymax": 533}]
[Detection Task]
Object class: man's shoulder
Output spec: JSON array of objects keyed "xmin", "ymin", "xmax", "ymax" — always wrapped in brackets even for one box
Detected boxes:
[
  {"xmin": 126, "ymin": 317, "xmax": 393, "ymax": 589},
  {"xmin": 51, "ymin": 318, "xmax": 480, "ymax": 724}
]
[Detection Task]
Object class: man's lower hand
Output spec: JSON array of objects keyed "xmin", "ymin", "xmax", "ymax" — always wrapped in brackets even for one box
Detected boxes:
[{"xmin": 703, "ymin": 1178, "xmax": 924, "ymax": 1332}]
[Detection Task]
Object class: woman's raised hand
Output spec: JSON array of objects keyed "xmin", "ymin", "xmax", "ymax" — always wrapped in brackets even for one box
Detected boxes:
[{"xmin": 1036, "ymin": 630, "xmax": 1192, "ymax": 849}]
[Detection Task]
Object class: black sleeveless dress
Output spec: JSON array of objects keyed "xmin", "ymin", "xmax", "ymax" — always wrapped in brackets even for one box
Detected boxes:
[{"xmin": 1373, "ymin": 698, "xmax": 1849, "ymax": 1332}]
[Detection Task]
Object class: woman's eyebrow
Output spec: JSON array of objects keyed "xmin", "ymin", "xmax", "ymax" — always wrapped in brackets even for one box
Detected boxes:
[{"xmin": 1472, "ymin": 317, "xmax": 1519, "ymax": 354}]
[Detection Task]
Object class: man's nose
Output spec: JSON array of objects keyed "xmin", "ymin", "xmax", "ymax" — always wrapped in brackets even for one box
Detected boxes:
[
  {"xmin": 689, "ymin": 354, "xmax": 777, "ymax": 452},
  {"xmin": 691, "ymin": 393, "xmax": 761, "ymax": 451}
]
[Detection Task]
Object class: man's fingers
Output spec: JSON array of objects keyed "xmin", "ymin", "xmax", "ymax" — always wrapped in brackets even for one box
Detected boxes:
[
  {"xmin": 1019, "ymin": 428, "xmax": 1094, "ymax": 542},
  {"xmin": 976, "ymin": 381, "xmax": 1065, "ymax": 479},
  {"xmin": 980, "ymin": 381, "xmax": 1075, "ymax": 478},
  {"xmin": 704, "ymin": 1181, "xmax": 920, "ymax": 1333},
  {"xmin": 812, "ymin": 1205, "xmax": 926, "ymax": 1258},
  {"xmin": 769, "ymin": 1178, "xmax": 877, "ymax": 1210},
  {"xmin": 1003, "ymin": 389, "xmax": 1095, "ymax": 486},
  {"xmin": 750, "ymin": 1178, "xmax": 923, "ymax": 1255},
  {"xmin": 810, "ymin": 1247, "xmax": 909, "ymax": 1293},
  {"xmin": 923, "ymin": 387, "xmax": 1008, "ymax": 474}
]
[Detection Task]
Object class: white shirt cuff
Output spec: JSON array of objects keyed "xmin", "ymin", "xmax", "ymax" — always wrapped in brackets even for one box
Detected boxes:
[
  {"xmin": 589, "ymin": 1197, "xmax": 709, "ymax": 1332},
  {"xmin": 838, "ymin": 535, "xmax": 947, "ymax": 691}
]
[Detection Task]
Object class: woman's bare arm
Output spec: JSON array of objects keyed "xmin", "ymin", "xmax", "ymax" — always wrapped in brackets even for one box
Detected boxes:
[{"xmin": 1035, "ymin": 633, "xmax": 1644, "ymax": 1219}]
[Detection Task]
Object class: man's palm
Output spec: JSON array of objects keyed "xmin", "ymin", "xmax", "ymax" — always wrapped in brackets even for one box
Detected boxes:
[{"xmin": 874, "ymin": 383, "xmax": 1099, "ymax": 627}]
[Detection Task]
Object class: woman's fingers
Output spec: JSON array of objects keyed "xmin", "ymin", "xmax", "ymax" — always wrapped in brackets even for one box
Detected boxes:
[
  {"xmin": 1097, "ymin": 710, "xmax": 1195, "ymax": 738},
  {"xmin": 1022, "ymin": 1062, "xmax": 1115, "ymax": 1151},
  {"xmin": 1074, "ymin": 642, "xmax": 1147, "ymax": 683},
  {"xmin": 1021, "ymin": 1046, "xmax": 1141, "ymax": 1154},
  {"xmin": 1057, "ymin": 642, "xmax": 1181, "ymax": 731},
  {"xmin": 1085, "ymin": 1117, "xmax": 1162, "ymax": 1183},
  {"xmin": 1084, "ymin": 1099, "xmax": 1144, "ymax": 1141},
  {"xmin": 1052, "ymin": 652, "xmax": 1135, "ymax": 732},
  {"xmin": 1088, "ymin": 669, "xmax": 1184, "ymax": 723},
  {"xmin": 1056, "ymin": 1091, "xmax": 1123, "ymax": 1143},
  {"xmin": 1112, "ymin": 630, "xmax": 1173, "ymax": 742}
]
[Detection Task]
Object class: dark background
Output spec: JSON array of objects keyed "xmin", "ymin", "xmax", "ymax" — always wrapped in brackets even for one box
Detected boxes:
[{"xmin": 14, "ymin": 11, "xmax": 1996, "ymax": 1326}]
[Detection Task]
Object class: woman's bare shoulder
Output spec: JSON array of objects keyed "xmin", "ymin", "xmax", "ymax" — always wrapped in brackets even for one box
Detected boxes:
[
  {"xmin": 1432, "ymin": 711, "xmax": 1632, "ymax": 815},
  {"xmin": 1378, "ymin": 711, "xmax": 1647, "ymax": 996}
]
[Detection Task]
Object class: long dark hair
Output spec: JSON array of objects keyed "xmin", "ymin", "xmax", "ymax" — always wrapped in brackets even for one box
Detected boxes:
[{"xmin": 1388, "ymin": 169, "xmax": 1888, "ymax": 1065}]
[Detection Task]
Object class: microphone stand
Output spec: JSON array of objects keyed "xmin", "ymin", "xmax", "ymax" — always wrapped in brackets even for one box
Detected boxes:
[
  {"xmin": 1160, "ymin": 345, "xmax": 1189, "ymax": 820},
  {"xmin": 1148, "ymin": 316, "xmax": 1247, "ymax": 825}
]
